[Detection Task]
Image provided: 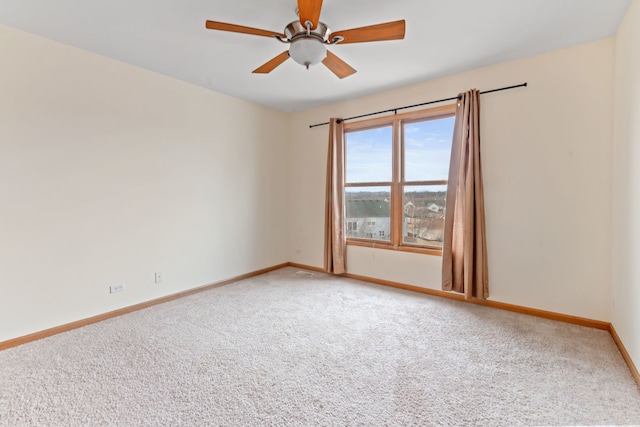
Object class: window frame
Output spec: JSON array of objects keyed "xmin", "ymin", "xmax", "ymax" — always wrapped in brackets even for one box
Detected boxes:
[{"xmin": 343, "ymin": 104, "xmax": 456, "ymax": 256}]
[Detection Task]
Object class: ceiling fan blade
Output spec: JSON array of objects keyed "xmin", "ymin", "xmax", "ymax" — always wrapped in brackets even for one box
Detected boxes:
[
  {"xmin": 205, "ymin": 21, "xmax": 284, "ymax": 38},
  {"xmin": 298, "ymin": 0, "xmax": 323, "ymax": 30},
  {"xmin": 322, "ymin": 51, "xmax": 356, "ymax": 79},
  {"xmin": 253, "ymin": 51, "xmax": 291, "ymax": 74},
  {"xmin": 332, "ymin": 20, "xmax": 406, "ymax": 44}
]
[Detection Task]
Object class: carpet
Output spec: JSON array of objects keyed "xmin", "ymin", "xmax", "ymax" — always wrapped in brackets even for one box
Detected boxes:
[{"xmin": 1, "ymin": 267, "xmax": 639, "ymax": 426}]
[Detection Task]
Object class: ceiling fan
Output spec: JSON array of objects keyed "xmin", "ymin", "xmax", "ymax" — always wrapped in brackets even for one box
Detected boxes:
[{"xmin": 205, "ymin": 0, "xmax": 406, "ymax": 79}]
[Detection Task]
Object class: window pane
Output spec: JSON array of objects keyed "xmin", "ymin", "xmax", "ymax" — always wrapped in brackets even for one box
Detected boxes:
[
  {"xmin": 345, "ymin": 126, "xmax": 392, "ymax": 183},
  {"xmin": 403, "ymin": 185, "xmax": 447, "ymax": 247},
  {"xmin": 345, "ymin": 186, "xmax": 391, "ymax": 241},
  {"xmin": 404, "ymin": 117, "xmax": 454, "ymax": 182}
]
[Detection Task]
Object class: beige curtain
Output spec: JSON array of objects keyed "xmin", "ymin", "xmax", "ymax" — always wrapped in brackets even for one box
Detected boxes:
[
  {"xmin": 324, "ymin": 118, "xmax": 346, "ymax": 274},
  {"xmin": 442, "ymin": 90, "xmax": 489, "ymax": 299}
]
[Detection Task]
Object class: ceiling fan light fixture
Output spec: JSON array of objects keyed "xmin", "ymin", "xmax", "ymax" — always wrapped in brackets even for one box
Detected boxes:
[
  {"xmin": 206, "ymin": 5, "xmax": 406, "ymax": 78},
  {"xmin": 289, "ymin": 37, "xmax": 327, "ymax": 69}
]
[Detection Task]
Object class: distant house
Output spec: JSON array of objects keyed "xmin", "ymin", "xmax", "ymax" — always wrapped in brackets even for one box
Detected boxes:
[
  {"xmin": 346, "ymin": 197, "xmax": 445, "ymax": 246},
  {"xmin": 345, "ymin": 199, "xmax": 391, "ymax": 241}
]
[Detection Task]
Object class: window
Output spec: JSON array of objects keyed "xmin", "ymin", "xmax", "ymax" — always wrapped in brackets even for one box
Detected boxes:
[{"xmin": 344, "ymin": 104, "xmax": 455, "ymax": 254}]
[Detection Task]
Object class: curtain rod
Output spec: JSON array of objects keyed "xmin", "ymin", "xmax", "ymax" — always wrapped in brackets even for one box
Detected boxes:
[{"xmin": 308, "ymin": 82, "xmax": 527, "ymax": 128}]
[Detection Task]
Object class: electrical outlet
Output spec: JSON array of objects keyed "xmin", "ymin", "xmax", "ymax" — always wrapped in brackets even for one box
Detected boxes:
[
  {"xmin": 110, "ymin": 283, "xmax": 126, "ymax": 294},
  {"xmin": 155, "ymin": 272, "xmax": 163, "ymax": 284}
]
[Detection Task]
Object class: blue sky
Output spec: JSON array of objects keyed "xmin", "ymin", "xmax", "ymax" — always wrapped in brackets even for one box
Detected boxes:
[{"xmin": 345, "ymin": 117, "xmax": 455, "ymax": 184}]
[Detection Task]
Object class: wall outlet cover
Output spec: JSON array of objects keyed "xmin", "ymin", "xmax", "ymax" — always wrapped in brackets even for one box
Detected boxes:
[{"xmin": 110, "ymin": 284, "xmax": 126, "ymax": 294}]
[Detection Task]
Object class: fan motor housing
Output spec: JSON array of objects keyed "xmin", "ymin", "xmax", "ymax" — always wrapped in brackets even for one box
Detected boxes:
[{"xmin": 284, "ymin": 20, "xmax": 331, "ymax": 43}]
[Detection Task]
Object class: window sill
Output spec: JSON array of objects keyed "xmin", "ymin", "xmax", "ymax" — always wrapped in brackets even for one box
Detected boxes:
[{"xmin": 346, "ymin": 239, "xmax": 443, "ymax": 256}]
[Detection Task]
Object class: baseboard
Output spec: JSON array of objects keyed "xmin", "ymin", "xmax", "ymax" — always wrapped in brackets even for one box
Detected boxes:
[
  {"xmin": 3, "ymin": 260, "xmax": 636, "ymax": 390},
  {"xmin": 287, "ymin": 262, "xmax": 610, "ymax": 330},
  {"xmin": 288, "ymin": 262, "xmax": 326, "ymax": 273},
  {"xmin": 0, "ymin": 263, "xmax": 289, "ymax": 351},
  {"xmin": 610, "ymin": 325, "xmax": 640, "ymax": 389}
]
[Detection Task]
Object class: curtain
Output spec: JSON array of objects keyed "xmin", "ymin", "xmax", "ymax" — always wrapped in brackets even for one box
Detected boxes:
[
  {"xmin": 324, "ymin": 118, "xmax": 346, "ymax": 274},
  {"xmin": 442, "ymin": 90, "xmax": 489, "ymax": 299}
]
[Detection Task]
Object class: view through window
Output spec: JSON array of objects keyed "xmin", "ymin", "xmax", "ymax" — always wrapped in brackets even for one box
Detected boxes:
[{"xmin": 344, "ymin": 105, "xmax": 455, "ymax": 252}]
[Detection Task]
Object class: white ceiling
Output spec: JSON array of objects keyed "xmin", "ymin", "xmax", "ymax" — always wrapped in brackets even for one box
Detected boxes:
[{"xmin": 0, "ymin": 0, "xmax": 632, "ymax": 112}]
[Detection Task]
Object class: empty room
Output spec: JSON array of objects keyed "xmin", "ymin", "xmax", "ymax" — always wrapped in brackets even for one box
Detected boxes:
[{"xmin": 1, "ymin": 0, "xmax": 639, "ymax": 425}]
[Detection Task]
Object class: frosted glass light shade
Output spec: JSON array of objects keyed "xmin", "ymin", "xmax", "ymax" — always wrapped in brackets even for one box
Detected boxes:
[{"xmin": 289, "ymin": 38, "xmax": 327, "ymax": 68}]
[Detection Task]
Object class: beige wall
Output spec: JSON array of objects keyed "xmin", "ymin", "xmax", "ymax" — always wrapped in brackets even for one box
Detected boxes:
[
  {"xmin": 289, "ymin": 38, "xmax": 615, "ymax": 322},
  {"xmin": 613, "ymin": 0, "xmax": 640, "ymax": 373},
  {"xmin": 0, "ymin": 26, "xmax": 289, "ymax": 342},
  {"xmin": 0, "ymin": 20, "xmax": 627, "ymax": 348}
]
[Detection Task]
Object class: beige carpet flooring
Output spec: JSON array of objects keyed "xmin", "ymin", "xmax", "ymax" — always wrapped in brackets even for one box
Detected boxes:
[{"xmin": 1, "ymin": 267, "xmax": 639, "ymax": 426}]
